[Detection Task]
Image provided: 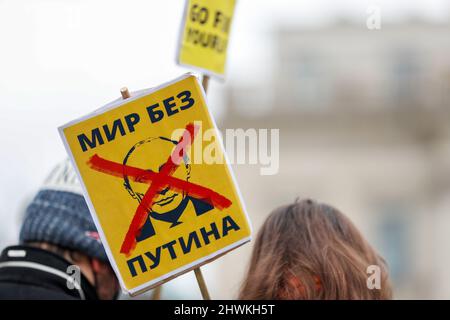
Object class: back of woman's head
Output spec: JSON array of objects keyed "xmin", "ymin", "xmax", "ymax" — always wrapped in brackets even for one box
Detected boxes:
[{"xmin": 239, "ymin": 199, "xmax": 392, "ymax": 299}]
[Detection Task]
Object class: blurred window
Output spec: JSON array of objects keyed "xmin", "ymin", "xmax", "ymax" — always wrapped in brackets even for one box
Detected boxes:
[
  {"xmin": 375, "ymin": 203, "xmax": 412, "ymax": 287},
  {"xmin": 283, "ymin": 53, "xmax": 328, "ymax": 111},
  {"xmin": 390, "ymin": 49, "xmax": 421, "ymax": 108}
]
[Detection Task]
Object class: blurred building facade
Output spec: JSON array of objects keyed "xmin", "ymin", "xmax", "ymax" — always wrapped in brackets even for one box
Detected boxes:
[{"xmin": 214, "ymin": 20, "xmax": 450, "ymax": 299}]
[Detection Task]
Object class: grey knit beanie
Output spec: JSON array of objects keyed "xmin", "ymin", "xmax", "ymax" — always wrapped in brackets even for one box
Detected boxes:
[{"xmin": 19, "ymin": 159, "xmax": 108, "ymax": 262}]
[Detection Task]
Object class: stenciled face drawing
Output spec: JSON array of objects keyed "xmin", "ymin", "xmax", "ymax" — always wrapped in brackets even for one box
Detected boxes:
[{"xmin": 123, "ymin": 137, "xmax": 191, "ymax": 216}]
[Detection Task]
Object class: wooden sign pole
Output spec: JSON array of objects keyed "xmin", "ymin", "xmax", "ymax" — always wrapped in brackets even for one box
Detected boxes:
[
  {"xmin": 120, "ymin": 86, "xmax": 163, "ymax": 300},
  {"xmin": 120, "ymin": 87, "xmax": 131, "ymax": 99},
  {"xmin": 194, "ymin": 267, "xmax": 211, "ymax": 300},
  {"xmin": 190, "ymin": 74, "xmax": 213, "ymax": 301},
  {"xmin": 202, "ymin": 75, "xmax": 210, "ymax": 93},
  {"xmin": 151, "ymin": 286, "xmax": 162, "ymax": 300}
]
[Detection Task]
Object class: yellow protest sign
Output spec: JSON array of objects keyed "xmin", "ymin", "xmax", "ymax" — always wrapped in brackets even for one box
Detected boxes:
[
  {"xmin": 177, "ymin": 0, "xmax": 236, "ymax": 78},
  {"xmin": 59, "ymin": 74, "xmax": 251, "ymax": 295}
]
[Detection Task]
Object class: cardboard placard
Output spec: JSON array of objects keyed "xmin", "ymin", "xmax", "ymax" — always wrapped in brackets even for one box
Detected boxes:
[{"xmin": 59, "ymin": 74, "xmax": 251, "ymax": 295}]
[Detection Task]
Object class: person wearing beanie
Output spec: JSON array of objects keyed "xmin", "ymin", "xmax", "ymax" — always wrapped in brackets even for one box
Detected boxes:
[{"xmin": 0, "ymin": 159, "xmax": 120, "ymax": 300}]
